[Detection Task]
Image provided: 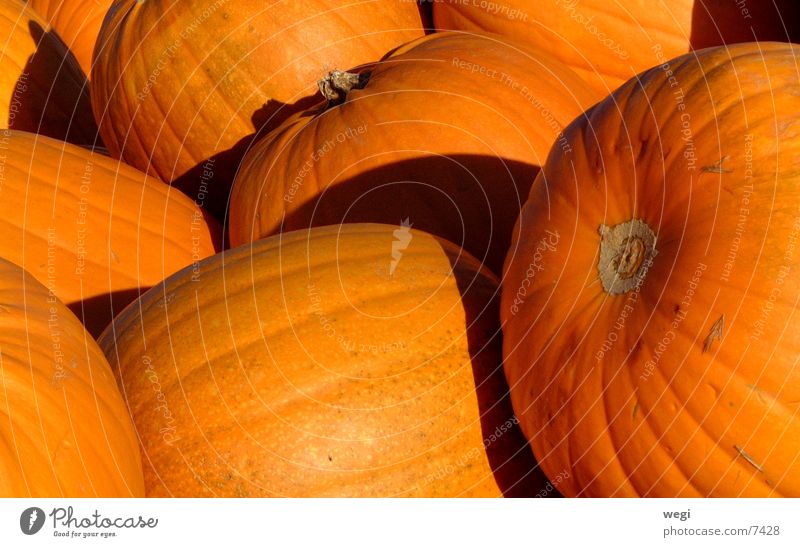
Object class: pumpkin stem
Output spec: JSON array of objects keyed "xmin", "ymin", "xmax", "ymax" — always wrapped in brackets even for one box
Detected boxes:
[
  {"xmin": 318, "ymin": 70, "xmax": 370, "ymax": 104},
  {"xmin": 597, "ymin": 219, "xmax": 658, "ymax": 295}
]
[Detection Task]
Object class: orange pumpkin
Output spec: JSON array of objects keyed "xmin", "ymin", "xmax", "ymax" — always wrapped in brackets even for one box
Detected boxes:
[
  {"xmin": 502, "ymin": 42, "xmax": 800, "ymax": 496},
  {"xmin": 27, "ymin": 0, "xmax": 113, "ymax": 77},
  {"xmin": 0, "ymin": 0, "xmax": 97, "ymax": 144},
  {"xmin": 433, "ymin": 0, "xmax": 800, "ymax": 95},
  {"xmin": 99, "ymin": 224, "xmax": 544, "ymax": 497},
  {"xmin": 0, "ymin": 257, "xmax": 143, "ymax": 496},
  {"xmin": 91, "ymin": 0, "xmax": 427, "ymax": 218},
  {"xmin": 0, "ymin": 130, "xmax": 220, "ymax": 337},
  {"xmin": 229, "ymin": 32, "xmax": 597, "ymax": 275}
]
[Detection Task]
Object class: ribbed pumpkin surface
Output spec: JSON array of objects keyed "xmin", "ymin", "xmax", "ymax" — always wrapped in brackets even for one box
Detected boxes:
[
  {"xmin": 91, "ymin": 0, "xmax": 427, "ymax": 217},
  {"xmin": 0, "ymin": 130, "xmax": 219, "ymax": 336},
  {"xmin": 502, "ymin": 42, "xmax": 800, "ymax": 497},
  {"xmin": 229, "ymin": 32, "xmax": 597, "ymax": 274},
  {"xmin": 433, "ymin": 0, "xmax": 800, "ymax": 95},
  {"xmin": 100, "ymin": 224, "xmax": 543, "ymax": 497},
  {"xmin": 0, "ymin": 257, "xmax": 143, "ymax": 496}
]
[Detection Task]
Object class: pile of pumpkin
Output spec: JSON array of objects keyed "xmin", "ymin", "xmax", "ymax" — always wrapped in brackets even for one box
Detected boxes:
[{"xmin": 1, "ymin": 0, "xmax": 798, "ymax": 498}]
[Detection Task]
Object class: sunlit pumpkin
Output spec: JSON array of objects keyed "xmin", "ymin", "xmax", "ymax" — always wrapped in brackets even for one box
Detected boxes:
[
  {"xmin": 0, "ymin": 130, "xmax": 219, "ymax": 336},
  {"xmin": 0, "ymin": 257, "xmax": 143, "ymax": 496},
  {"xmin": 433, "ymin": 0, "xmax": 800, "ymax": 94},
  {"xmin": 100, "ymin": 224, "xmax": 543, "ymax": 497},
  {"xmin": 91, "ymin": 0, "xmax": 427, "ymax": 217},
  {"xmin": 502, "ymin": 42, "xmax": 800, "ymax": 496},
  {"xmin": 229, "ymin": 32, "xmax": 597, "ymax": 274}
]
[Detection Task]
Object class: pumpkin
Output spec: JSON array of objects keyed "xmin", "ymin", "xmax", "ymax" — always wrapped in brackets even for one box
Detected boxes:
[
  {"xmin": 99, "ymin": 223, "xmax": 544, "ymax": 497},
  {"xmin": 0, "ymin": 0, "xmax": 97, "ymax": 144},
  {"xmin": 91, "ymin": 0, "xmax": 427, "ymax": 218},
  {"xmin": 26, "ymin": 0, "xmax": 113, "ymax": 77},
  {"xmin": 0, "ymin": 130, "xmax": 220, "ymax": 337},
  {"xmin": 229, "ymin": 32, "xmax": 597, "ymax": 275},
  {"xmin": 501, "ymin": 42, "xmax": 800, "ymax": 496},
  {"xmin": 0, "ymin": 257, "xmax": 143, "ymax": 496},
  {"xmin": 433, "ymin": 0, "xmax": 800, "ymax": 95}
]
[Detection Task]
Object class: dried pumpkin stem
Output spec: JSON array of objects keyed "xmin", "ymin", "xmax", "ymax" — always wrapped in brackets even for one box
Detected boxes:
[
  {"xmin": 318, "ymin": 70, "xmax": 370, "ymax": 104},
  {"xmin": 598, "ymin": 219, "xmax": 658, "ymax": 295}
]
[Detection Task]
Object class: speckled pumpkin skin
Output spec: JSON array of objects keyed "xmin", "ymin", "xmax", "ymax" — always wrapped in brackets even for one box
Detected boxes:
[{"xmin": 100, "ymin": 224, "xmax": 544, "ymax": 497}]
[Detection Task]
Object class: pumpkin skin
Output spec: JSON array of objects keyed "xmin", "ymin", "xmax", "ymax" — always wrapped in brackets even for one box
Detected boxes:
[
  {"xmin": 0, "ymin": 257, "xmax": 143, "ymax": 496},
  {"xmin": 501, "ymin": 42, "xmax": 800, "ymax": 497},
  {"xmin": 229, "ymin": 32, "xmax": 597, "ymax": 275},
  {"xmin": 433, "ymin": 0, "xmax": 800, "ymax": 95},
  {"xmin": 91, "ymin": 0, "xmax": 427, "ymax": 218},
  {"xmin": 0, "ymin": 130, "xmax": 220, "ymax": 337},
  {"xmin": 27, "ymin": 0, "xmax": 113, "ymax": 77},
  {"xmin": 99, "ymin": 224, "xmax": 544, "ymax": 497},
  {"xmin": 0, "ymin": 0, "xmax": 97, "ymax": 144}
]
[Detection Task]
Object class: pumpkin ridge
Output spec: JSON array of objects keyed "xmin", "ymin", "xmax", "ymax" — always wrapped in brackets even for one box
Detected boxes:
[
  {"xmin": 175, "ymin": 28, "xmax": 256, "ymax": 145},
  {"xmin": 229, "ymin": 225, "xmax": 468, "ymax": 276},
  {"xmin": 48, "ymin": 424, "xmax": 94, "ymax": 493},
  {"xmin": 0, "ymin": 433, "xmax": 29, "ymax": 492},
  {"xmin": 0, "ymin": 429, "xmax": 58, "ymax": 496},
  {"xmin": 503, "ymin": 40, "xmax": 800, "ymax": 497},
  {"xmin": 230, "ymin": 31, "xmax": 596, "ymax": 271},
  {"xmin": 91, "ymin": 3, "xmax": 145, "ymax": 156},
  {"xmin": 596, "ymin": 4, "xmax": 690, "ymax": 49},
  {"xmin": 4, "ymin": 169, "xmax": 194, "ymax": 249},
  {"xmin": 603, "ymin": 308, "xmax": 784, "ymax": 497},
  {"xmin": 0, "ymin": 218, "xmax": 173, "ymax": 297},
  {"xmin": 593, "ymin": 375, "xmax": 641, "ymax": 497},
  {"xmin": 619, "ymin": 363, "xmax": 668, "ymax": 494},
  {"xmin": 92, "ymin": 0, "xmax": 427, "ymax": 217},
  {"xmin": 140, "ymin": 81, "xmax": 205, "ymax": 182},
  {"xmin": 258, "ymin": 289, "xmax": 469, "ymax": 347},
  {"xmin": 130, "ymin": 273, "xmax": 478, "ymax": 374},
  {"xmin": 0, "ymin": 256, "xmax": 143, "ymax": 496},
  {"xmin": 112, "ymin": 282, "xmax": 468, "ymax": 390},
  {"xmin": 221, "ymin": 359, "xmax": 484, "ymax": 444},
  {"xmin": 579, "ymin": 386, "xmax": 682, "ymax": 498},
  {"xmin": 101, "ymin": 223, "xmax": 540, "ymax": 497},
  {"xmin": 603, "ymin": 348, "xmax": 707, "ymax": 496},
  {"xmin": 238, "ymin": 395, "xmax": 494, "ymax": 477}
]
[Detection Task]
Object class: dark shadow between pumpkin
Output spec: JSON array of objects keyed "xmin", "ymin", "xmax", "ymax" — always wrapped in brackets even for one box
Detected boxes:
[
  {"xmin": 170, "ymin": 28, "xmax": 437, "ymax": 226},
  {"xmin": 9, "ymin": 21, "xmax": 99, "ymax": 146},
  {"xmin": 689, "ymin": 0, "xmax": 800, "ymax": 49},
  {"xmin": 67, "ymin": 287, "xmax": 147, "ymax": 339},
  {"xmin": 169, "ymin": 95, "xmax": 324, "ymax": 226},
  {"xmin": 443, "ymin": 239, "xmax": 557, "ymax": 498},
  {"xmin": 257, "ymin": 155, "xmax": 539, "ymax": 277}
]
